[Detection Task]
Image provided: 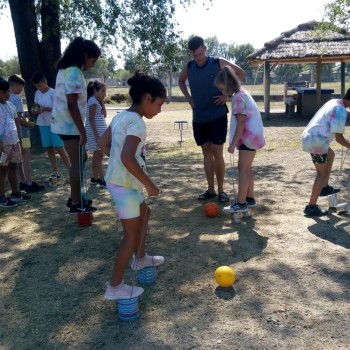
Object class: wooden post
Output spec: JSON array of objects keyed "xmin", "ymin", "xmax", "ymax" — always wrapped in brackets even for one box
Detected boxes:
[
  {"xmin": 316, "ymin": 59, "xmax": 321, "ymax": 107},
  {"xmin": 341, "ymin": 61, "xmax": 345, "ymax": 96},
  {"xmin": 264, "ymin": 61, "xmax": 270, "ymax": 119}
]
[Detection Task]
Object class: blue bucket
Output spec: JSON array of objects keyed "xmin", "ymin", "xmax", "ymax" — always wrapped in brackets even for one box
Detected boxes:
[
  {"xmin": 117, "ymin": 297, "xmax": 140, "ymax": 322},
  {"xmin": 137, "ymin": 266, "xmax": 157, "ymax": 285}
]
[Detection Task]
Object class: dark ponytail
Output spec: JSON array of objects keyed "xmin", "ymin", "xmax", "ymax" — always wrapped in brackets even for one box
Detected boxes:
[{"xmin": 127, "ymin": 70, "xmax": 166, "ymax": 104}]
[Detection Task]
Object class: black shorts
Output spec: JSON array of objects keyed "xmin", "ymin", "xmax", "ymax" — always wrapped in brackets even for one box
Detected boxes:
[
  {"xmin": 58, "ymin": 134, "xmax": 80, "ymax": 141},
  {"xmin": 310, "ymin": 153, "xmax": 328, "ymax": 164},
  {"xmin": 239, "ymin": 144, "xmax": 255, "ymax": 151},
  {"xmin": 193, "ymin": 115, "xmax": 227, "ymax": 146}
]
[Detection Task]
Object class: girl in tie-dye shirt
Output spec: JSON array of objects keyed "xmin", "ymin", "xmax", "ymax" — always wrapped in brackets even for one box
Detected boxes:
[
  {"xmin": 215, "ymin": 66, "xmax": 265, "ymax": 213},
  {"xmin": 98, "ymin": 71, "xmax": 166, "ymax": 301},
  {"xmin": 51, "ymin": 37, "xmax": 100, "ymax": 214},
  {"xmin": 301, "ymin": 90, "xmax": 350, "ymax": 217}
]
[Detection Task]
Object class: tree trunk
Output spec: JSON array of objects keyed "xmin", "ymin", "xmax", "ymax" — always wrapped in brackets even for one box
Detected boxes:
[
  {"xmin": 9, "ymin": 0, "xmax": 42, "ymax": 145},
  {"xmin": 9, "ymin": 0, "xmax": 62, "ymax": 146},
  {"xmin": 40, "ymin": 0, "xmax": 61, "ymax": 87}
]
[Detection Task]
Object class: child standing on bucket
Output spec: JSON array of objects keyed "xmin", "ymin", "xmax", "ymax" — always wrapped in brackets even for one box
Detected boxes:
[
  {"xmin": 85, "ymin": 80, "xmax": 107, "ymax": 188},
  {"xmin": 98, "ymin": 71, "xmax": 166, "ymax": 300},
  {"xmin": 301, "ymin": 88, "xmax": 350, "ymax": 217},
  {"xmin": 214, "ymin": 66, "xmax": 265, "ymax": 213},
  {"xmin": 51, "ymin": 37, "xmax": 101, "ymax": 214}
]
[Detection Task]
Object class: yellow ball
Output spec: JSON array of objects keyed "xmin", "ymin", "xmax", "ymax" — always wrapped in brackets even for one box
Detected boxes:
[{"xmin": 214, "ymin": 266, "xmax": 235, "ymax": 287}]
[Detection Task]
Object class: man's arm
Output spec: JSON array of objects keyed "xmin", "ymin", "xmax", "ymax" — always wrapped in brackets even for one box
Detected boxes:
[
  {"xmin": 178, "ymin": 63, "xmax": 194, "ymax": 108},
  {"xmin": 219, "ymin": 58, "xmax": 246, "ymax": 82}
]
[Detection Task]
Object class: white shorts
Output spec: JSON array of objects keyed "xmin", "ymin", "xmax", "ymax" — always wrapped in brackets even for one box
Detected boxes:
[{"xmin": 107, "ymin": 182, "xmax": 144, "ymax": 219}]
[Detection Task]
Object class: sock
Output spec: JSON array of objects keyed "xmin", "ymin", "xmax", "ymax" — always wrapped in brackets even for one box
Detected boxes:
[{"xmin": 246, "ymin": 196, "xmax": 254, "ymax": 201}]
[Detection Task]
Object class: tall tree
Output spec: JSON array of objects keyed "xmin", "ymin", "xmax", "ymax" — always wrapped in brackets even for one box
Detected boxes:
[{"xmin": 1, "ymin": 0, "xmax": 210, "ymax": 112}]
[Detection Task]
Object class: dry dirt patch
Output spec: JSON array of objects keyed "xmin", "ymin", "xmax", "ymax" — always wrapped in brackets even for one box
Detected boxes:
[{"xmin": 0, "ymin": 106, "xmax": 350, "ymax": 350}]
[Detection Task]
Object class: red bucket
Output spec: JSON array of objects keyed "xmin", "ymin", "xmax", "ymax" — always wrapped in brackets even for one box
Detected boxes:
[{"xmin": 77, "ymin": 212, "xmax": 93, "ymax": 227}]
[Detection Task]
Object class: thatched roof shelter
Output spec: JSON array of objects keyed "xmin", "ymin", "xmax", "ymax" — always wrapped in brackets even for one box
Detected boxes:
[{"xmin": 246, "ymin": 21, "xmax": 350, "ymax": 117}]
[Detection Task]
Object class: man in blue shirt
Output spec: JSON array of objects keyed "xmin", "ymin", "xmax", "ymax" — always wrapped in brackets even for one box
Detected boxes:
[{"xmin": 178, "ymin": 36, "xmax": 245, "ymax": 203}]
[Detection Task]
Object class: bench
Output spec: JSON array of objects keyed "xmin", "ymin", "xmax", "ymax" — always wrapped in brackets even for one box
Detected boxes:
[{"xmin": 284, "ymin": 81, "xmax": 309, "ymax": 116}]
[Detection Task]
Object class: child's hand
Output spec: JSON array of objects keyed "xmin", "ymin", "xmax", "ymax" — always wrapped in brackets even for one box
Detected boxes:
[
  {"xmin": 146, "ymin": 182, "xmax": 161, "ymax": 197},
  {"xmin": 227, "ymin": 144, "xmax": 235, "ymax": 153},
  {"xmin": 214, "ymin": 95, "xmax": 228, "ymax": 105}
]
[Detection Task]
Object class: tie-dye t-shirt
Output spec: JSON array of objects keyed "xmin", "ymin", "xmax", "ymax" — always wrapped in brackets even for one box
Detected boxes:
[
  {"xmin": 51, "ymin": 67, "xmax": 87, "ymax": 135},
  {"xmin": 104, "ymin": 110, "xmax": 146, "ymax": 190},
  {"xmin": 301, "ymin": 99, "xmax": 347, "ymax": 155},
  {"xmin": 0, "ymin": 101, "xmax": 19, "ymax": 144},
  {"xmin": 230, "ymin": 89, "xmax": 266, "ymax": 149}
]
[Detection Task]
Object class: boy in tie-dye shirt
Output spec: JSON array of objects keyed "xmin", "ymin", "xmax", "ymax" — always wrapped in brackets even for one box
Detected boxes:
[{"xmin": 301, "ymin": 89, "xmax": 350, "ymax": 217}]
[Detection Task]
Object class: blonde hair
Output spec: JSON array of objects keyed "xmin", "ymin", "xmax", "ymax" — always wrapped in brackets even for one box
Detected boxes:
[{"xmin": 214, "ymin": 66, "xmax": 241, "ymax": 96}]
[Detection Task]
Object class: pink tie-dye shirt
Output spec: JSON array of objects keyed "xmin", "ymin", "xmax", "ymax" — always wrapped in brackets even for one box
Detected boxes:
[
  {"xmin": 301, "ymin": 99, "xmax": 347, "ymax": 155},
  {"xmin": 230, "ymin": 89, "xmax": 266, "ymax": 149}
]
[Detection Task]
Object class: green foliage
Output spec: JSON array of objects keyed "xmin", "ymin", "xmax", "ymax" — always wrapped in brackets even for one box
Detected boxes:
[
  {"xmin": 323, "ymin": 0, "xmax": 350, "ymax": 28},
  {"xmin": 0, "ymin": 56, "xmax": 20, "ymax": 78}
]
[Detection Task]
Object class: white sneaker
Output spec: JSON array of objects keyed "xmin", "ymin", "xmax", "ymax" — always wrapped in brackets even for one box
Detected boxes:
[
  {"xmin": 104, "ymin": 282, "xmax": 144, "ymax": 300},
  {"xmin": 131, "ymin": 253, "xmax": 165, "ymax": 271}
]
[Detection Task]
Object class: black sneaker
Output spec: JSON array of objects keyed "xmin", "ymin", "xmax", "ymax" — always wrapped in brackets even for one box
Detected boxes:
[
  {"xmin": 223, "ymin": 200, "xmax": 248, "ymax": 213},
  {"xmin": 218, "ymin": 191, "xmax": 230, "ymax": 203},
  {"xmin": 90, "ymin": 177, "xmax": 99, "ymax": 186},
  {"xmin": 70, "ymin": 202, "xmax": 97, "ymax": 214},
  {"xmin": 66, "ymin": 197, "xmax": 93, "ymax": 208},
  {"xmin": 10, "ymin": 192, "xmax": 32, "ymax": 202},
  {"xmin": 98, "ymin": 179, "xmax": 106, "ymax": 188},
  {"xmin": 246, "ymin": 197, "xmax": 256, "ymax": 207},
  {"xmin": 304, "ymin": 205, "xmax": 327, "ymax": 217},
  {"xmin": 24, "ymin": 181, "xmax": 45, "ymax": 193},
  {"xmin": 319, "ymin": 185, "xmax": 340, "ymax": 197},
  {"xmin": 19, "ymin": 182, "xmax": 26, "ymax": 190},
  {"xmin": 0, "ymin": 196, "xmax": 17, "ymax": 208}
]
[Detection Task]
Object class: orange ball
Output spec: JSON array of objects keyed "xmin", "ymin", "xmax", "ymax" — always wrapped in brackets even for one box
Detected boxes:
[{"xmin": 204, "ymin": 202, "xmax": 219, "ymax": 217}]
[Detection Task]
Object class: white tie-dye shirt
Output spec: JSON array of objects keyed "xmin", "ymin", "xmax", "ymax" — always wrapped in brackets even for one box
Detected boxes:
[
  {"xmin": 301, "ymin": 99, "xmax": 347, "ymax": 155},
  {"xmin": 51, "ymin": 67, "xmax": 87, "ymax": 135},
  {"xmin": 230, "ymin": 89, "xmax": 266, "ymax": 149},
  {"xmin": 0, "ymin": 101, "xmax": 19, "ymax": 144},
  {"xmin": 105, "ymin": 110, "xmax": 146, "ymax": 190}
]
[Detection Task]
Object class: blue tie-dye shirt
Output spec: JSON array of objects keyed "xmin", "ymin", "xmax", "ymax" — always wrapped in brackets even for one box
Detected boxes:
[
  {"xmin": 301, "ymin": 99, "xmax": 347, "ymax": 154},
  {"xmin": 51, "ymin": 67, "xmax": 87, "ymax": 135}
]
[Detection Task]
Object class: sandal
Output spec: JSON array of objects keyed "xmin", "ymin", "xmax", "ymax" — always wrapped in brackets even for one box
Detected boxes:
[
  {"xmin": 218, "ymin": 191, "xmax": 230, "ymax": 203},
  {"xmin": 198, "ymin": 190, "xmax": 217, "ymax": 200}
]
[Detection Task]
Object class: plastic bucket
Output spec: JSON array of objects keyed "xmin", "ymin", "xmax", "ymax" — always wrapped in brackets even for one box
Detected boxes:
[
  {"xmin": 77, "ymin": 212, "xmax": 93, "ymax": 227},
  {"xmin": 117, "ymin": 297, "xmax": 140, "ymax": 322},
  {"xmin": 137, "ymin": 266, "xmax": 157, "ymax": 285}
]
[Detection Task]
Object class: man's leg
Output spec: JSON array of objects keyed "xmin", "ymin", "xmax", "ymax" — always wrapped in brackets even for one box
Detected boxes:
[
  {"xmin": 201, "ymin": 141, "xmax": 215, "ymax": 194},
  {"xmin": 211, "ymin": 143, "xmax": 225, "ymax": 193}
]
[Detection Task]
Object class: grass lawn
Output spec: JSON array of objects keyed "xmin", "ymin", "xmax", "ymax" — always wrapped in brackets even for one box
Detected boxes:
[{"xmin": 1, "ymin": 103, "xmax": 350, "ymax": 349}]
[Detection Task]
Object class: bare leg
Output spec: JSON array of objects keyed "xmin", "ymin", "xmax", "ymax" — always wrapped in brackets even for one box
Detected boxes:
[
  {"xmin": 56, "ymin": 146, "xmax": 71, "ymax": 173},
  {"xmin": 237, "ymin": 150, "xmax": 256, "ymax": 203},
  {"xmin": 309, "ymin": 148, "xmax": 334, "ymax": 205},
  {"xmin": 63, "ymin": 139, "xmax": 86, "ymax": 203},
  {"xmin": 211, "ymin": 143, "xmax": 225, "ymax": 193},
  {"xmin": 7, "ymin": 163, "xmax": 19, "ymax": 193},
  {"xmin": 91, "ymin": 150, "xmax": 104, "ymax": 180},
  {"xmin": 46, "ymin": 147, "xmax": 58, "ymax": 173},
  {"xmin": 20, "ymin": 148, "xmax": 32, "ymax": 185},
  {"xmin": 201, "ymin": 142, "xmax": 215, "ymax": 193},
  {"xmin": 0, "ymin": 166, "xmax": 7, "ymax": 196}
]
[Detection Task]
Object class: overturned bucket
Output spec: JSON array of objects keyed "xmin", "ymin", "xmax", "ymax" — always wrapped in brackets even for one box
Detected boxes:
[
  {"xmin": 117, "ymin": 297, "xmax": 140, "ymax": 322},
  {"xmin": 137, "ymin": 266, "xmax": 157, "ymax": 285},
  {"xmin": 77, "ymin": 212, "xmax": 93, "ymax": 227}
]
